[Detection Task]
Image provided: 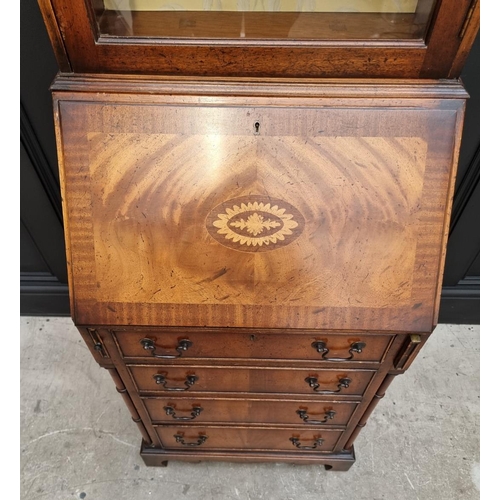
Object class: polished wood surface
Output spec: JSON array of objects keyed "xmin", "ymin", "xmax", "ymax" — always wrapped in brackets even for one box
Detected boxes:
[
  {"xmin": 422, "ymin": 0, "xmax": 480, "ymax": 79},
  {"xmin": 129, "ymin": 365, "xmax": 376, "ymax": 396},
  {"xmin": 113, "ymin": 329, "xmax": 393, "ymax": 363},
  {"xmin": 139, "ymin": 439, "xmax": 356, "ymax": 469},
  {"xmin": 53, "ymin": 80, "xmax": 465, "ymax": 332},
  {"xmin": 144, "ymin": 397, "xmax": 358, "ymax": 426},
  {"xmin": 40, "ymin": 0, "xmax": 478, "ymax": 78},
  {"xmin": 39, "ymin": 0, "xmax": 477, "ymax": 470},
  {"xmin": 154, "ymin": 425, "xmax": 344, "ymax": 452},
  {"xmin": 449, "ymin": 0, "xmax": 480, "ymax": 78},
  {"xmin": 50, "ymin": 75, "xmax": 470, "ymax": 99},
  {"xmin": 48, "ymin": 77, "xmax": 468, "ymax": 469}
]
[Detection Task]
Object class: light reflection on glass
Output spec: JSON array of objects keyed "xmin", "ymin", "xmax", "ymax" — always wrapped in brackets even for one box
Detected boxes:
[
  {"xmin": 96, "ymin": 0, "xmax": 434, "ymax": 40},
  {"xmin": 103, "ymin": 1, "xmax": 419, "ymax": 13}
]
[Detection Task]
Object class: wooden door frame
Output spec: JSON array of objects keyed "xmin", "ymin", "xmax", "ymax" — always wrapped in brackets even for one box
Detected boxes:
[{"xmin": 39, "ymin": 0, "xmax": 479, "ymax": 78}]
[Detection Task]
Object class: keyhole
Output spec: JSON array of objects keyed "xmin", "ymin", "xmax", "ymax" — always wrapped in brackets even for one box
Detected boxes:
[{"xmin": 254, "ymin": 121, "xmax": 260, "ymax": 134}]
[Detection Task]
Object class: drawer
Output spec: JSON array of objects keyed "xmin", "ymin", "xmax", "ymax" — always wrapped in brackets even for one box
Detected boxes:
[
  {"xmin": 130, "ymin": 365, "xmax": 375, "ymax": 396},
  {"xmin": 114, "ymin": 330, "xmax": 393, "ymax": 364},
  {"xmin": 144, "ymin": 397, "xmax": 358, "ymax": 427},
  {"xmin": 155, "ymin": 425, "xmax": 343, "ymax": 453}
]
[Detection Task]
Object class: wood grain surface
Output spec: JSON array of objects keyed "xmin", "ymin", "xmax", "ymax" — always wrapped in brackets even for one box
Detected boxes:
[
  {"xmin": 154, "ymin": 424, "xmax": 344, "ymax": 452},
  {"xmin": 112, "ymin": 328, "xmax": 393, "ymax": 362},
  {"xmin": 41, "ymin": 0, "xmax": 478, "ymax": 77},
  {"xmin": 129, "ymin": 364, "xmax": 375, "ymax": 395},
  {"xmin": 86, "ymin": 131, "xmax": 425, "ymax": 309},
  {"xmin": 144, "ymin": 396, "xmax": 358, "ymax": 426},
  {"xmin": 38, "ymin": 0, "xmax": 477, "ymax": 467},
  {"xmin": 54, "ymin": 81, "xmax": 465, "ymax": 332}
]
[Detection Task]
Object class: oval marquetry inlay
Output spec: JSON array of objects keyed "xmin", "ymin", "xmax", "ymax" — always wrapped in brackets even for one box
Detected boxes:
[{"xmin": 206, "ymin": 196, "xmax": 305, "ymax": 252}]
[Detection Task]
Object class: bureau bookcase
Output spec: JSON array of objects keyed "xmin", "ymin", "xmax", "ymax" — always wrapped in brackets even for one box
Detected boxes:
[{"xmin": 39, "ymin": 0, "xmax": 479, "ymax": 470}]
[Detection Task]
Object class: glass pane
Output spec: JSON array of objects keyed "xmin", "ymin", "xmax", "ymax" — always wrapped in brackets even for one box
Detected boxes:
[{"xmin": 96, "ymin": 0, "xmax": 437, "ymax": 40}]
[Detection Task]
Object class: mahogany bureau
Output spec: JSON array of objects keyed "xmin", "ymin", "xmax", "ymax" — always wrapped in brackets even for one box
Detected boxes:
[{"xmin": 39, "ymin": 0, "xmax": 479, "ymax": 470}]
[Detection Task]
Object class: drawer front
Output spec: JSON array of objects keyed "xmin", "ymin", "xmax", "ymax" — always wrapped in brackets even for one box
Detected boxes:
[
  {"xmin": 130, "ymin": 365, "xmax": 375, "ymax": 396},
  {"xmin": 114, "ymin": 330, "xmax": 392, "ymax": 363},
  {"xmin": 155, "ymin": 425, "xmax": 343, "ymax": 452},
  {"xmin": 144, "ymin": 397, "xmax": 358, "ymax": 426}
]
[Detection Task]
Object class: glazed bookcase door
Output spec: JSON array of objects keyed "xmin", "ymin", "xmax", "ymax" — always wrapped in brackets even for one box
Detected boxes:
[
  {"xmin": 40, "ymin": 0, "xmax": 478, "ymax": 77},
  {"xmin": 96, "ymin": 0, "xmax": 437, "ymax": 41}
]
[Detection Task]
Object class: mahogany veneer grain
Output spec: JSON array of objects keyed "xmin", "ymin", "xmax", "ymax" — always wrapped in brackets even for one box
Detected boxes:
[
  {"xmin": 50, "ymin": 78, "xmax": 468, "ymax": 469},
  {"xmin": 38, "ymin": 0, "xmax": 477, "ymax": 470}
]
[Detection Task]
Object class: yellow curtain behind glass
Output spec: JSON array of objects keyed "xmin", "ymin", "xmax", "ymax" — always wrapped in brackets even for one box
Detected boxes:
[{"xmin": 103, "ymin": 0, "xmax": 418, "ymax": 13}]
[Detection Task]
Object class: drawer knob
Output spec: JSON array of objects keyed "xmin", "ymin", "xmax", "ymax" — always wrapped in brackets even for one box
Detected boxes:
[
  {"xmin": 153, "ymin": 373, "xmax": 198, "ymax": 391},
  {"xmin": 305, "ymin": 376, "xmax": 351, "ymax": 394},
  {"xmin": 296, "ymin": 408, "xmax": 336, "ymax": 424},
  {"xmin": 164, "ymin": 405, "xmax": 203, "ymax": 421},
  {"xmin": 289, "ymin": 436, "xmax": 324, "ymax": 450},
  {"xmin": 173, "ymin": 433, "xmax": 208, "ymax": 447},
  {"xmin": 140, "ymin": 338, "xmax": 193, "ymax": 359},
  {"xmin": 311, "ymin": 341, "xmax": 366, "ymax": 362}
]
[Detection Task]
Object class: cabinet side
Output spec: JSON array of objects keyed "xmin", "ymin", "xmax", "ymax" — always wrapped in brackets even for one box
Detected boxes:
[
  {"xmin": 432, "ymin": 102, "xmax": 467, "ymax": 327},
  {"xmin": 51, "ymin": 95, "xmax": 76, "ymax": 320},
  {"xmin": 37, "ymin": 0, "xmax": 72, "ymax": 72}
]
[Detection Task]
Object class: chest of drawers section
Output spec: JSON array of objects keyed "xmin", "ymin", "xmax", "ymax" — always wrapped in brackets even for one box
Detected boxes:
[{"xmin": 83, "ymin": 326, "xmax": 423, "ymax": 468}]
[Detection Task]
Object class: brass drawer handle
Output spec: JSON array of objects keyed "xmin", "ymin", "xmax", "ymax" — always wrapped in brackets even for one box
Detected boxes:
[
  {"xmin": 311, "ymin": 341, "xmax": 366, "ymax": 362},
  {"xmin": 305, "ymin": 376, "xmax": 351, "ymax": 394},
  {"xmin": 140, "ymin": 338, "xmax": 193, "ymax": 359},
  {"xmin": 296, "ymin": 408, "xmax": 336, "ymax": 424},
  {"xmin": 164, "ymin": 405, "xmax": 203, "ymax": 421},
  {"xmin": 173, "ymin": 433, "xmax": 208, "ymax": 447},
  {"xmin": 289, "ymin": 436, "xmax": 324, "ymax": 450},
  {"xmin": 153, "ymin": 373, "xmax": 198, "ymax": 391}
]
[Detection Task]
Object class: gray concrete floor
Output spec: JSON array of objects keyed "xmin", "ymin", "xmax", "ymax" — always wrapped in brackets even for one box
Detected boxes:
[{"xmin": 20, "ymin": 318, "xmax": 479, "ymax": 500}]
